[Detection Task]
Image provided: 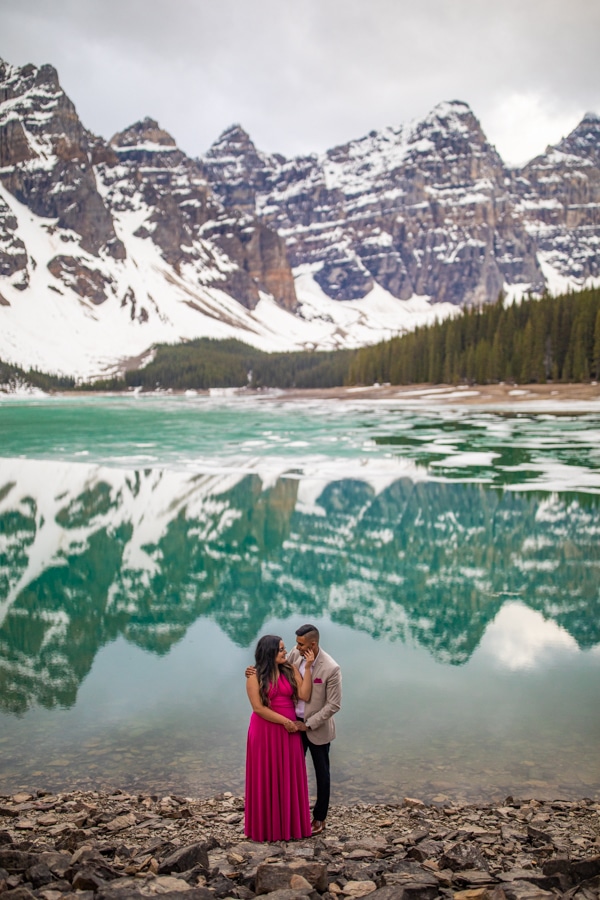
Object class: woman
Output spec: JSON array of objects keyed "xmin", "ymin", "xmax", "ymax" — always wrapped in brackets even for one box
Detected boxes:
[{"xmin": 245, "ymin": 634, "xmax": 314, "ymax": 841}]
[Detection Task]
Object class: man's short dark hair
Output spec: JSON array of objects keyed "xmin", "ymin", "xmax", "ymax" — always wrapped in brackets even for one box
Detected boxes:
[{"xmin": 296, "ymin": 623, "xmax": 320, "ymax": 642}]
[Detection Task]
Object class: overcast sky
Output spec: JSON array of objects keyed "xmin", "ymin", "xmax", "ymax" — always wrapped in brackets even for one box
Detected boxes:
[{"xmin": 2, "ymin": 0, "xmax": 599, "ymax": 166}]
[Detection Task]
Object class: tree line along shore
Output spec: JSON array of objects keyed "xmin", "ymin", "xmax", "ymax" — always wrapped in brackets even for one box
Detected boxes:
[{"xmin": 1, "ymin": 287, "xmax": 599, "ymax": 395}]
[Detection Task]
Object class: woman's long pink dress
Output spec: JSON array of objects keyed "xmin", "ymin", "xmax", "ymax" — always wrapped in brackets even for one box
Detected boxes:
[{"xmin": 245, "ymin": 674, "xmax": 312, "ymax": 842}]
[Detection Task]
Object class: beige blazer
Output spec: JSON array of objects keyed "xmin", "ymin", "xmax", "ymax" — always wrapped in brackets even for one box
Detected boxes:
[{"xmin": 288, "ymin": 647, "xmax": 342, "ymax": 745}]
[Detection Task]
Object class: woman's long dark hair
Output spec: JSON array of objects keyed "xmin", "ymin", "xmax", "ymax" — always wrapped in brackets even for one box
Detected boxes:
[{"xmin": 254, "ymin": 634, "xmax": 298, "ymax": 708}]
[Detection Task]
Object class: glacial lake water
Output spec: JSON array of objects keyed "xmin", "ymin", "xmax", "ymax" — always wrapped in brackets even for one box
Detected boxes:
[{"xmin": 0, "ymin": 392, "xmax": 599, "ymax": 805}]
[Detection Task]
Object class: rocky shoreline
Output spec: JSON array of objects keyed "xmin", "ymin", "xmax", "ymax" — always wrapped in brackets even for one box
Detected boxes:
[
  {"xmin": 1, "ymin": 790, "xmax": 599, "ymax": 900},
  {"xmin": 12, "ymin": 380, "xmax": 599, "ymax": 408}
]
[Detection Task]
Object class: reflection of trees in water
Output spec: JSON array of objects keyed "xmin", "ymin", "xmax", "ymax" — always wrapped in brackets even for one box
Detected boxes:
[{"xmin": 1, "ymin": 468, "xmax": 599, "ymax": 713}]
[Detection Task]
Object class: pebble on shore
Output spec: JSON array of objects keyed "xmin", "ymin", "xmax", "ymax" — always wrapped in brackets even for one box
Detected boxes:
[{"xmin": 1, "ymin": 789, "xmax": 599, "ymax": 900}]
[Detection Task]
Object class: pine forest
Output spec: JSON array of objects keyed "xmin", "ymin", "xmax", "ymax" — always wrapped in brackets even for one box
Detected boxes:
[{"xmin": 1, "ymin": 287, "xmax": 599, "ymax": 392}]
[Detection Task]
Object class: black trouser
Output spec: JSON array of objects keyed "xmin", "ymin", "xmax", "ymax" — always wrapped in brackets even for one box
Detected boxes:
[{"xmin": 300, "ymin": 728, "xmax": 330, "ymax": 821}]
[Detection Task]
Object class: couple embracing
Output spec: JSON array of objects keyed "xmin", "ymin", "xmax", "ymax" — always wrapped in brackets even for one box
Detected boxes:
[{"xmin": 245, "ymin": 624, "xmax": 342, "ymax": 842}]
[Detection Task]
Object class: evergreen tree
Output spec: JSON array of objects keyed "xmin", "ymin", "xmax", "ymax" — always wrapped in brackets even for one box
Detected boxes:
[
  {"xmin": 349, "ymin": 286, "xmax": 600, "ymax": 389},
  {"xmin": 4, "ymin": 286, "xmax": 599, "ymax": 393}
]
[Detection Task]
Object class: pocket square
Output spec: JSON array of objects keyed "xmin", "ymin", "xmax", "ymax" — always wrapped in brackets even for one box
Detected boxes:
[{"xmin": 314, "ymin": 678, "xmax": 323, "ymax": 683}]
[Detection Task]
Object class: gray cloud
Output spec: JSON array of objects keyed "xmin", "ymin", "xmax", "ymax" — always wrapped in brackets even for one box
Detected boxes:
[{"xmin": 1, "ymin": 0, "xmax": 599, "ymax": 164}]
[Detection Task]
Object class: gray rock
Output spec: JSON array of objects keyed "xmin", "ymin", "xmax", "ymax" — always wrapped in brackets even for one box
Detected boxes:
[
  {"xmin": 174, "ymin": 864, "xmax": 208, "ymax": 886},
  {"xmin": 209, "ymin": 872, "xmax": 241, "ymax": 897},
  {"xmin": 259, "ymin": 892, "xmax": 315, "ymax": 900},
  {"xmin": 39, "ymin": 850, "xmax": 75, "ymax": 879},
  {"xmin": 71, "ymin": 847, "xmax": 103, "ymax": 866},
  {"xmin": 0, "ymin": 808, "xmax": 19, "ymax": 819},
  {"xmin": 24, "ymin": 861, "xmax": 54, "ymax": 887},
  {"xmin": 405, "ymin": 840, "xmax": 443, "ymax": 863},
  {"xmin": 381, "ymin": 860, "xmax": 440, "ymax": 898},
  {"xmin": 72, "ymin": 867, "xmax": 108, "ymax": 891},
  {"xmin": 0, "ymin": 850, "xmax": 38, "ymax": 872},
  {"xmin": 158, "ymin": 843, "xmax": 210, "ymax": 875},
  {"xmin": 42, "ymin": 878, "xmax": 73, "ymax": 892},
  {"xmin": 0, "ymin": 889, "xmax": 38, "ymax": 900},
  {"xmin": 440, "ymin": 840, "xmax": 489, "ymax": 872},
  {"xmin": 451, "ymin": 869, "xmax": 498, "ymax": 887},
  {"xmin": 541, "ymin": 856, "xmax": 571, "ymax": 877},
  {"xmin": 500, "ymin": 883, "xmax": 555, "ymax": 900},
  {"xmin": 256, "ymin": 861, "xmax": 328, "ymax": 894},
  {"xmin": 371, "ymin": 882, "xmax": 438, "ymax": 900},
  {"xmin": 526, "ymin": 825, "xmax": 552, "ymax": 845},
  {"xmin": 403, "ymin": 830, "xmax": 429, "ymax": 846},
  {"xmin": 2, "ymin": 789, "xmax": 600, "ymax": 900},
  {"xmin": 497, "ymin": 869, "xmax": 554, "ymax": 889},
  {"xmin": 570, "ymin": 854, "xmax": 600, "ymax": 882},
  {"xmin": 97, "ymin": 890, "xmax": 214, "ymax": 900}
]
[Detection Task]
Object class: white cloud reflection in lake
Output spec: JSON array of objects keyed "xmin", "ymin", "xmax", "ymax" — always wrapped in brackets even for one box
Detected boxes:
[{"xmin": 477, "ymin": 601, "xmax": 580, "ymax": 671}]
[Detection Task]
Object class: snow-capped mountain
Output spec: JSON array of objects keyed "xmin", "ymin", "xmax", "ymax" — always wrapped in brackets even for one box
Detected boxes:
[
  {"xmin": 203, "ymin": 103, "xmax": 600, "ymax": 307},
  {"xmin": 0, "ymin": 57, "xmax": 599, "ymax": 380},
  {"xmin": 513, "ymin": 113, "xmax": 600, "ymax": 293},
  {"xmin": 0, "ymin": 60, "xmax": 308, "ymax": 379}
]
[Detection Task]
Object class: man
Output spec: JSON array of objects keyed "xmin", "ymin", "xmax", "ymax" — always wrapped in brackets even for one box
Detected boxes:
[{"xmin": 287, "ymin": 624, "xmax": 342, "ymax": 836}]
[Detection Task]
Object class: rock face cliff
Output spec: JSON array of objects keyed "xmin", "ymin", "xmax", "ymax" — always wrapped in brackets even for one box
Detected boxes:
[
  {"xmin": 101, "ymin": 117, "xmax": 297, "ymax": 314},
  {"xmin": 0, "ymin": 54, "xmax": 598, "ymax": 378},
  {"xmin": 202, "ymin": 102, "xmax": 599, "ymax": 307},
  {"xmin": 0, "ymin": 60, "xmax": 124, "ymax": 306},
  {"xmin": 0, "ymin": 58, "xmax": 297, "ymax": 352},
  {"xmin": 513, "ymin": 113, "xmax": 600, "ymax": 288}
]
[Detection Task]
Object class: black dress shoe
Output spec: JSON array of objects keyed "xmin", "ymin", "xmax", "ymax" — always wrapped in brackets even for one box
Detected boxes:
[{"xmin": 311, "ymin": 819, "xmax": 325, "ymax": 835}]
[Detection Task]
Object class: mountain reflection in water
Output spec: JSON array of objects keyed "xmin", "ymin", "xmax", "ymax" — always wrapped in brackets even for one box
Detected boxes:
[{"xmin": 1, "ymin": 458, "xmax": 598, "ymax": 715}]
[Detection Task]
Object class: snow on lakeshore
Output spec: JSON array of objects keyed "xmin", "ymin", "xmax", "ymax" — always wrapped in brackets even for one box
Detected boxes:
[
  {"xmin": 2, "ymin": 381, "xmax": 600, "ymax": 416},
  {"xmin": 0, "ymin": 379, "xmax": 47, "ymax": 398}
]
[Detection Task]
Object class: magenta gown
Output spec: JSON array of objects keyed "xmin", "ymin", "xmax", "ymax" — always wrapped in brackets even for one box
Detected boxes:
[{"xmin": 245, "ymin": 674, "xmax": 312, "ymax": 842}]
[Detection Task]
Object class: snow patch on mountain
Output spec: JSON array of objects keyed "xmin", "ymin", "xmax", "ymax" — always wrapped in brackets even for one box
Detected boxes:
[{"xmin": 0, "ymin": 187, "xmax": 454, "ymax": 377}]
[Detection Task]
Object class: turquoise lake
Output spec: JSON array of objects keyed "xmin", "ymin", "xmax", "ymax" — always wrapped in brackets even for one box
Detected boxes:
[{"xmin": 0, "ymin": 393, "xmax": 599, "ymax": 804}]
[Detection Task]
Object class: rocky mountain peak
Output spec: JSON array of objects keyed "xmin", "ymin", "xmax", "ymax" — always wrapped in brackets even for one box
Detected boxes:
[
  {"xmin": 0, "ymin": 54, "xmax": 297, "ymax": 330},
  {"xmin": 512, "ymin": 111, "xmax": 600, "ymax": 291},
  {"xmin": 110, "ymin": 117, "xmax": 177, "ymax": 149},
  {"xmin": 409, "ymin": 99, "xmax": 504, "ymax": 183},
  {"xmin": 0, "ymin": 58, "xmax": 79, "ymax": 152},
  {"xmin": 425, "ymin": 99, "xmax": 479, "ymax": 126},
  {"xmin": 0, "ymin": 58, "xmax": 60, "ymax": 102},
  {"xmin": 108, "ymin": 117, "xmax": 183, "ymax": 167},
  {"xmin": 202, "ymin": 123, "xmax": 278, "ymax": 214},
  {"xmin": 98, "ymin": 118, "xmax": 297, "ymax": 312},
  {"xmin": 206, "ymin": 123, "xmax": 257, "ymax": 158},
  {"xmin": 0, "ymin": 58, "xmax": 124, "ymax": 260},
  {"xmin": 200, "ymin": 98, "xmax": 525, "ymax": 305},
  {"xmin": 556, "ymin": 112, "xmax": 600, "ymax": 166}
]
